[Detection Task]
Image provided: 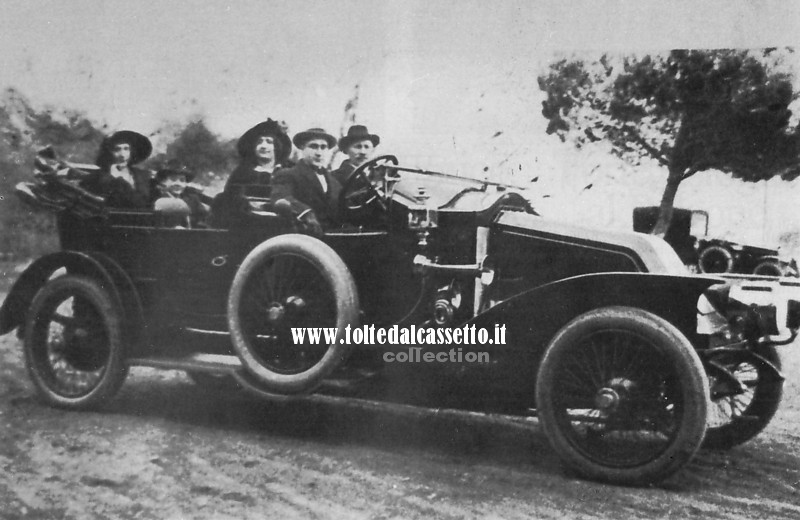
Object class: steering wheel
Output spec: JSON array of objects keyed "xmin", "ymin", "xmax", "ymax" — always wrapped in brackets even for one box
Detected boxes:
[{"xmin": 339, "ymin": 155, "xmax": 399, "ymax": 216}]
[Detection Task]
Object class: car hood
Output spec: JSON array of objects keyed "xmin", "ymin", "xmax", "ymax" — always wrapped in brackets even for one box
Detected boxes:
[{"xmin": 496, "ymin": 211, "xmax": 689, "ymax": 275}]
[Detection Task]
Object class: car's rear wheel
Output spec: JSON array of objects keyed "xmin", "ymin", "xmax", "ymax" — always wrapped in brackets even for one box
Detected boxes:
[
  {"xmin": 228, "ymin": 234, "xmax": 359, "ymax": 395},
  {"xmin": 698, "ymin": 245, "xmax": 734, "ymax": 274},
  {"xmin": 24, "ymin": 275, "xmax": 128, "ymax": 409},
  {"xmin": 704, "ymin": 345, "xmax": 783, "ymax": 449},
  {"xmin": 535, "ymin": 306, "xmax": 709, "ymax": 485},
  {"xmin": 752, "ymin": 260, "xmax": 786, "ymax": 277}
]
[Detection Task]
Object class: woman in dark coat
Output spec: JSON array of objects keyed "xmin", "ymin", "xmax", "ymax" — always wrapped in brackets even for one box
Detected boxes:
[
  {"xmin": 80, "ymin": 130, "xmax": 153, "ymax": 208},
  {"xmin": 224, "ymin": 119, "xmax": 292, "ymax": 196},
  {"xmin": 211, "ymin": 119, "xmax": 292, "ymax": 227}
]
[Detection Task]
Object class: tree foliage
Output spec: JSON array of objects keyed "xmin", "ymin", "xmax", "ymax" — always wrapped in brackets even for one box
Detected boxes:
[
  {"xmin": 0, "ymin": 91, "xmax": 239, "ymax": 257},
  {"xmin": 539, "ymin": 49, "xmax": 800, "ymax": 234},
  {"xmin": 152, "ymin": 119, "xmax": 237, "ymax": 183}
]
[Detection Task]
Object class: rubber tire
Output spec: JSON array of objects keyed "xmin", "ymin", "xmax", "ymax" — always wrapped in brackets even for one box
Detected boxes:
[
  {"xmin": 752, "ymin": 260, "xmax": 786, "ymax": 277},
  {"xmin": 704, "ymin": 345, "xmax": 783, "ymax": 450},
  {"xmin": 698, "ymin": 245, "xmax": 734, "ymax": 274},
  {"xmin": 228, "ymin": 234, "xmax": 359, "ymax": 395},
  {"xmin": 24, "ymin": 275, "xmax": 128, "ymax": 410},
  {"xmin": 535, "ymin": 306, "xmax": 710, "ymax": 485}
]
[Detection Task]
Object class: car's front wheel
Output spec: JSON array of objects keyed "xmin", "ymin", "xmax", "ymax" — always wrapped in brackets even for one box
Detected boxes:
[
  {"xmin": 535, "ymin": 306, "xmax": 709, "ymax": 485},
  {"xmin": 704, "ymin": 345, "xmax": 783, "ymax": 450},
  {"xmin": 228, "ymin": 234, "xmax": 359, "ymax": 395},
  {"xmin": 24, "ymin": 275, "xmax": 128, "ymax": 409},
  {"xmin": 752, "ymin": 260, "xmax": 786, "ymax": 277}
]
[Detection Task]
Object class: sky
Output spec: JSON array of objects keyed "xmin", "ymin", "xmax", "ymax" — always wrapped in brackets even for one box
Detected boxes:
[
  {"xmin": 2, "ymin": 1, "xmax": 800, "ymax": 243},
  {"xmin": 2, "ymin": 1, "xmax": 799, "ymax": 141}
]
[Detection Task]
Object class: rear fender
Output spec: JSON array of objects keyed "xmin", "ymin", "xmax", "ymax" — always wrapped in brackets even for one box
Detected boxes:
[
  {"xmin": 0, "ymin": 251, "xmax": 144, "ymax": 345},
  {"xmin": 470, "ymin": 272, "xmax": 722, "ymax": 358}
]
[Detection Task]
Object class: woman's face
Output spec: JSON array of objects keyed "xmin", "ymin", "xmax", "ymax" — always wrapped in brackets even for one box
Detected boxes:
[
  {"xmin": 254, "ymin": 135, "xmax": 275, "ymax": 164},
  {"xmin": 112, "ymin": 142, "xmax": 132, "ymax": 165},
  {"xmin": 163, "ymin": 173, "xmax": 187, "ymax": 196}
]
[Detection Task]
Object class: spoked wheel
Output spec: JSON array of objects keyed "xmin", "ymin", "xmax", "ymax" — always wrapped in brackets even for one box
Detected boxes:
[
  {"xmin": 698, "ymin": 245, "xmax": 734, "ymax": 274},
  {"xmin": 704, "ymin": 345, "xmax": 783, "ymax": 450},
  {"xmin": 536, "ymin": 307, "xmax": 709, "ymax": 485},
  {"xmin": 228, "ymin": 234, "xmax": 359, "ymax": 395},
  {"xmin": 24, "ymin": 275, "xmax": 128, "ymax": 409}
]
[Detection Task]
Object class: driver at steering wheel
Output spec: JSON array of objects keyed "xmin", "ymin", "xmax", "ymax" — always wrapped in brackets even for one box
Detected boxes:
[
  {"xmin": 332, "ymin": 125, "xmax": 380, "ymax": 185},
  {"xmin": 271, "ymin": 128, "xmax": 340, "ymax": 236}
]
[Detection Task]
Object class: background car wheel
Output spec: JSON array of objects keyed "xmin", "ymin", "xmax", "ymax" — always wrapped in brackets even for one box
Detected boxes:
[
  {"xmin": 698, "ymin": 245, "xmax": 734, "ymax": 274},
  {"xmin": 535, "ymin": 306, "xmax": 709, "ymax": 485},
  {"xmin": 752, "ymin": 260, "xmax": 786, "ymax": 277},
  {"xmin": 704, "ymin": 345, "xmax": 783, "ymax": 450},
  {"xmin": 24, "ymin": 275, "xmax": 128, "ymax": 409},
  {"xmin": 228, "ymin": 234, "xmax": 359, "ymax": 395}
]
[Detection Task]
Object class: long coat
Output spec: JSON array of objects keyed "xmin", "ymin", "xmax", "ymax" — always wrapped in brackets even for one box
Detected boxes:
[
  {"xmin": 224, "ymin": 163, "xmax": 276, "ymax": 196},
  {"xmin": 79, "ymin": 166, "xmax": 152, "ymax": 209},
  {"xmin": 331, "ymin": 159, "xmax": 356, "ymax": 186},
  {"xmin": 271, "ymin": 161, "xmax": 341, "ymax": 225}
]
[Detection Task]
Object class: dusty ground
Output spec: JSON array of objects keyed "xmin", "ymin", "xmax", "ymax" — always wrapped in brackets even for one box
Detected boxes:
[{"xmin": 1, "ymin": 288, "xmax": 799, "ymax": 519}]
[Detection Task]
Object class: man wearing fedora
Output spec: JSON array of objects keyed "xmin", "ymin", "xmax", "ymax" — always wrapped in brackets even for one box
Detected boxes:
[
  {"xmin": 80, "ymin": 130, "xmax": 153, "ymax": 208},
  {"xmin": 271, "ymin": 127, "xmax": 340, "ymax": 236},
  {"xmin": 332, "ymin": 125, "xmax": 380, "ymax": 185}
]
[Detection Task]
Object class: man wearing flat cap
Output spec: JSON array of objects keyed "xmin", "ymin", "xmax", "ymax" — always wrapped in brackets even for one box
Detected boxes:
[
  {"xmin": 272, "ymin": 127, "xmax": 340, "ymax": 236},
  {"xmin": 332, "ymin": 125, "xmax": 380, "ymax": 185},
  {"xmin": 80, "ymin": 130, "xmax": 153, "ymax": 208}
]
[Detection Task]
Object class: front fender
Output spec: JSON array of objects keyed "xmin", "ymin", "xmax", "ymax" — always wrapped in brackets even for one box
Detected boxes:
[
  {"xmin": 0, "ymin": 251, "xmax": 142, "ymax": 342},
  {"xmin": 470, "ymin": 272, "xmax": 723, "ymax": 356}
]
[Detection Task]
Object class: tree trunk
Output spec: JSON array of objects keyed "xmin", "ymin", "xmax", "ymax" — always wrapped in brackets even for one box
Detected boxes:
[{"xmin": 651, "ymin": 167, "xmax": 683, "ymax": 237}]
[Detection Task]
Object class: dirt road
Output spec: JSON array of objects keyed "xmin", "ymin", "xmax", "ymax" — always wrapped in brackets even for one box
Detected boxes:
[{"xmin": 1, "ymin": 292, "xmax": 799, "ymax": 519}]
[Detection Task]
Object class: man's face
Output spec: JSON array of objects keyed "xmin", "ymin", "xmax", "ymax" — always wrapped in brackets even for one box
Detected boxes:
[
  {"xmin": 112, "ymin": 142, "xmax": 131, "ymax": 165},
  {"xmin": 301, "ymin": 138, "xmax": 329, "ymax": 169},
  {"xmin": 254, "ymin": 135, "xmax": 275, "ymax": 164},
  {"xmin": 347, "ymin": 139, "xmax": 374, "ymax": 167}
]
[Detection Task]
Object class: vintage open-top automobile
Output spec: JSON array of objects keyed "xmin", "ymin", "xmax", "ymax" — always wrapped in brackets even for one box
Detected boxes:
[{"xmin": 2, "ymin": 155, "xmax": 799, "ymax": 485}]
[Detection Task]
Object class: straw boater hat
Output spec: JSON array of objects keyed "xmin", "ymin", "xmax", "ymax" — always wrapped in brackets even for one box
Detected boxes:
[
  {"xmin": 338, "ymin": 125, "xmax": 380, "ymax": 151},
  {"xmin": 293, "ymin": 128, "xmax": 336, "ymax": 149},
  {"xmin": 237, "ymin": 119, "xmax": 292, "ymax": 164},
  {"xmin": 102, "ymin": 130, "xmax": 153, "ymax": 164}
]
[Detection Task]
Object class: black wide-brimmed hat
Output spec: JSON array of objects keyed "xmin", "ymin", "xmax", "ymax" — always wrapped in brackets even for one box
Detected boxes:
[
  {"xmin": 293, "ymin": 127, "xmax": 336, "ymax": 149},
  {"xmin": 339, "ymin": 125, "xmax": 380, "ymax": 151},
  {"xmin": 102, "ymin": 130, "xmax": 152, "ymax": 164},
  {"xmin": 237, "ymin": 119, "xmax": 292, "ymax": 164}
]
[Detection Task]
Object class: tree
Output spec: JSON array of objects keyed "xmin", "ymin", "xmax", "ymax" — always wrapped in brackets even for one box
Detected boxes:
[
  {"xmin": 155, "ymin": 118, "xmax": 237, "ymax": 183},
  {"xmin": 538, "ymin": 49, "xmax": 800, "ymax": 235}
]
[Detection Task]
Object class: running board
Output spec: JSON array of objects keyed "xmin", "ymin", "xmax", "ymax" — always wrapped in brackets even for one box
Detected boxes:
[
  {"xmin": 128, "ymin": 353, "xmax": 242, "ymax": 374},
  {"xmin": 126, "ymin": 354, "xmax": 364, "ymax": 401}
]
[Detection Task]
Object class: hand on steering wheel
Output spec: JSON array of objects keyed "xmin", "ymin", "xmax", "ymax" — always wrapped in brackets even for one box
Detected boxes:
[{"xmin": 338, "ymin": 155, "xmax": 399, "ymax": 216}]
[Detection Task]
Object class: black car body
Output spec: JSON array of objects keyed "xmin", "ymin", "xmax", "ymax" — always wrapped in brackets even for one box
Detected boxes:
[{"xmin": 2, "ymin": 156, "xmax": 798, "ymax": 485}]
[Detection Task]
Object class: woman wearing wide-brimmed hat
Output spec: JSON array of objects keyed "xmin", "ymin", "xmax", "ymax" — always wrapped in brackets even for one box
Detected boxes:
[
  {"xmin": 224, "ymin": 119, "xmax": 292, "ymax": 195},
  {"xmin": 80, "ymin": 130, "xmax": 153, "ymax": 208}
]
